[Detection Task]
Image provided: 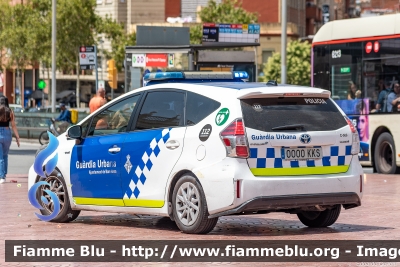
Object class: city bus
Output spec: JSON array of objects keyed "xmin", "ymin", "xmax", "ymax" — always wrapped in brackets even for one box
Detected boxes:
[{"xmin": 312, "ymin": 13, "xmax": 400, "ymax": 174}]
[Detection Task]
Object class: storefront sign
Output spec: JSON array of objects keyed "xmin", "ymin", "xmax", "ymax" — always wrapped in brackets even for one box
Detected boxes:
[{"xmin": 146, "ymin": 54, "xmax": 168, "ymax": 67}]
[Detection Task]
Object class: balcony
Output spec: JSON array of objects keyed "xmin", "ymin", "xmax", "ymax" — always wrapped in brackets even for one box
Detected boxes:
[{"xmin": 306, "ymin": 5, "xmax": 322, "ymax": 22}]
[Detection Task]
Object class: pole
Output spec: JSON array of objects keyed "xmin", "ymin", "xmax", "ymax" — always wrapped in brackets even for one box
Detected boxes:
[
  {"xmin": 51, "ymin": 0, "xmax": 57, "ymax": 113},
  {"xmin": 281, "ymin": 0, "xmax": 287, "ymax": 84},
  {"xmin": 95, "ymin": 45, "xmax": 98, "ymax": 93},
  {"xmin": 124, "ymin": 57, "xmax": 128, "ymax": 93},
  {"xmin": 254, "ymin": 47, "xmax": 258, "ymax": 82},
  {"xmin": 188, "ymin": 50, "xmax": 194, "ymax": 71}
]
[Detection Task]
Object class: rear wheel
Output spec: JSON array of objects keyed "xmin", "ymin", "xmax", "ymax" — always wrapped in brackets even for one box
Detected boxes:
[
  {"xmin": 297, "ymin": 205, "xmax": 341, "ymax": 227},
  {"xmin": 36, "ymin": 170, "xmax": 80, "ymax": 223},
  {"xmin": 374, "ymin": 133, "xmax": 398, "ymax": 174},
  {"xmin": 38, "ymin": 131, "xmax": 49, "ymax": 145},
  {"xmin": 172, "ymin": 174, "xmax": 218, "ymax": 234}
]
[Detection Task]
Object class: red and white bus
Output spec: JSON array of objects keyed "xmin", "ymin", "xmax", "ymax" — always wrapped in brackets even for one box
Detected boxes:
[{"xmin": 312, "ymin": 14, "xmax": 400, "ymax": 174}]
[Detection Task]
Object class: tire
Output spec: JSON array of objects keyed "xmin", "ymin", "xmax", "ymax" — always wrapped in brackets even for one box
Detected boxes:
[
  {"xmin": 39, "ymin": 131, "xmax": 49, "ymax": 145},
  {"xmin": 172, "ymin": 174, "xmax": 218, "ymax": 234},
  {"xmin": 374, "ymin": 132, "xmax": 399, "ymax": 174},
  {"xmin": 36, "ymin": 170, "xmax": 80, "ymax": 223},
  {"xmin": 297, "ymin": 205, "xmax": 341, "ymax": 227}
]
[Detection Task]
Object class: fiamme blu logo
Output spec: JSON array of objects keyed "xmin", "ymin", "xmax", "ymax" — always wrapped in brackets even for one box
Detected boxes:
[{"xmin": 28, "ymin": 132, "xmax": 61, "ymax": 221}]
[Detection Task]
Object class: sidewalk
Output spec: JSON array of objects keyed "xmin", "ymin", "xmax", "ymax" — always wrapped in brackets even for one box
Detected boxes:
[{"xmin": 4, "ymin": 175, "xmax": 28, "ymax": 182}]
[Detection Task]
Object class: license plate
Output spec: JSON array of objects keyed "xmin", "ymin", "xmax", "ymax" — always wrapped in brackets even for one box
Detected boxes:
[{"xmin": 282, "ymin": 147, "xmax": 322, "ymax": 160}]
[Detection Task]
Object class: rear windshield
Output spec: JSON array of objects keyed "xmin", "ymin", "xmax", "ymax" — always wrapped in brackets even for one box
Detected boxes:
[{"xmin": 241, "ymin": 97, "xmax": 347, "ymax": 132}]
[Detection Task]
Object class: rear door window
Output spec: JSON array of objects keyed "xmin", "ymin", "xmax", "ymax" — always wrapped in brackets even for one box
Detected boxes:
[
  {"xmin": 135, "ymin": 91, "xmax": 185, "ymax": 130},
  {"xmin": 241, "ymin": 97, "xmax": 347, "ymax": 132},
  {"xmin": 186, "ymin": 91, "xmax": 221, "ymax": 126}
]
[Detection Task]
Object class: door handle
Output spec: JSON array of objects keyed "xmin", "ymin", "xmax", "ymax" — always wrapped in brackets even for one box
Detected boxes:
[
  {"xmin": 108, "ymin": 147, "xmax": 121, "ymax": 153},
  {"xmin": 165, "ymin": 140, "xmax": 180, "ymax": 150}
]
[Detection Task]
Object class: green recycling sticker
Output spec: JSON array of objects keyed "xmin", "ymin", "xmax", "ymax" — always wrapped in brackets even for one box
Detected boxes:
[{"xmin": 215, "ymin": 108, "xmax": 230, "ymax": 126}]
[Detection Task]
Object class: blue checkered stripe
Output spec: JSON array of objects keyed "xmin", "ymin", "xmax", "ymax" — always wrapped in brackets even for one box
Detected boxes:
[
  {"xmin": 248, "ymin": 145, "xmax": 352, "ymax": 168},
  {"xmin": 123, "ymin": 128, "xmax": 171, "ymax": 199}
]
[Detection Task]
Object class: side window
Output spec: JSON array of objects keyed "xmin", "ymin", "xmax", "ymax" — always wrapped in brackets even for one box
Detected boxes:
[
  {"xmin": 87, "ymin": 95, "xmax": 140, "ymax": 137},
  {"xmin": 135, "ymin": 91, "xmax": 184, "ymax": 130},
  {"xmin": 186, "ymin": 91, "xmax": 221, "ymax": 126}
]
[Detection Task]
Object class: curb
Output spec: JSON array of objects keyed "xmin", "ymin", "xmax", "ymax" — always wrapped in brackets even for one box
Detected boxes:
[{"xmin": 18, "ymin": 138, "xmax": 40, "ymax": 144}]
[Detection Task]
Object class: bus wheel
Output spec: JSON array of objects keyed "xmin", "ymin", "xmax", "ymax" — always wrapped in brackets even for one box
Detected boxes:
[{"xmin": 374, "ymin": 133, "xmax": 398, "ymax": 174}]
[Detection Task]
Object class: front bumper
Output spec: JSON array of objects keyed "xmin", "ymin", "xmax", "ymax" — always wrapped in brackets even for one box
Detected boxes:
[{"xmin": 209, "ymin": 192, "xmax": 360, "ymax": 218}]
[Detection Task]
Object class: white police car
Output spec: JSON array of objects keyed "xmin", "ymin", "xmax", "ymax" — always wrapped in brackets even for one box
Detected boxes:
[{"xmin": 28, "ymin": 71, "xmax": 363, "ymax": 234}]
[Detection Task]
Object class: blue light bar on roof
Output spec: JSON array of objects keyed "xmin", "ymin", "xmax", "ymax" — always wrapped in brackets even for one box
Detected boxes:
[
  {"xmin": 143, "ymin": 71, "xmax": 249, "ymax": 81},
  {"xmin": 144, "ymin": 72, "xmax": 184, "ymax": 81},
  {"xmin": 234, "ymin": 71, "xmax": 249, "ymax": 79}
]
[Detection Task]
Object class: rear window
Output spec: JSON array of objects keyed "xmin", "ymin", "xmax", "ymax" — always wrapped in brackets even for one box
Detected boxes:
[{"xmin": 241, "ymin": 97, "xmax": 347, "ymax": 132}]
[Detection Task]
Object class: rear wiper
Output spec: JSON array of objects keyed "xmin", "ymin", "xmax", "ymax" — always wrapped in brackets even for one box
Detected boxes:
[{"xmin": 271, "ymin": 124, "xmax": 305, "ymax": 131}]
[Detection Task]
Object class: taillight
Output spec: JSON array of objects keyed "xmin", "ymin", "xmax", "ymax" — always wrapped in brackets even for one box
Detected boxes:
[
  {"xmin": 345, "ymin": 117, "xmax": 356, "ymax": 133},
  {"xmin": 345, "ymin": 117, "xmax": 360, "ymax": 155},
  {"xmin": 220, "ymin": 118, "xmax": 249, "ymax": 158}
]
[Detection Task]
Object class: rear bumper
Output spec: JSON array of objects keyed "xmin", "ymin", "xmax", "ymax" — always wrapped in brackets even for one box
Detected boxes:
[{"xmin": 209, "ymin": 192, "xmax": 361, "ymax": 218}]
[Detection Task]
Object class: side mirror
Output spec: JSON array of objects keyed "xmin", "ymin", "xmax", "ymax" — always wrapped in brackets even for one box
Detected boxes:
[{"xmin": 67, "ymin": 125, "xmax": 82, "ymax": 139}]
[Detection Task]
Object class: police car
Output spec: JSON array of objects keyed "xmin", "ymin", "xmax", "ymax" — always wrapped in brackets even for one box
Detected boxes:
[{"xmin": 28, "ymin": 71, "xmax": 363, "ymax": 234}]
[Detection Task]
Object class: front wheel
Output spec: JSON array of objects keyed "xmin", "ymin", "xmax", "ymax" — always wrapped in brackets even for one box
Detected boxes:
[
  {"xmin": 172, "ymin": 174, "xmax": 218, "ymax": 234},
  {"xmin": 374, "ymin": 133, "xmax": 399, "ymax": 174},
  {"xmin": 38, "ymin": 131, "xmax": 49, "ymax": 145},
  {"xmin": 297, "ymin": 205, "xmax": 341, "ymax": 227},
  {"xmin": 36, "ymin": 170, "xmax": 80, "ymax": 223}
]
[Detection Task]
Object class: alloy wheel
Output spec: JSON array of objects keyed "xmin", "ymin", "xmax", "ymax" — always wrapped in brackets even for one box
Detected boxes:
[
  {"xmin": 39, "ymin": 175, "xmax": 65, "ymax": 213},
  {"xmin": 175, "ymin": 182, "xmax": 200, "ymax": 226}
]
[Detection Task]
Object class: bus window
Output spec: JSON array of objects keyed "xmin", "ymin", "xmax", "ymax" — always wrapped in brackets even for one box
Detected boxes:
[{"xmin": 330, "ymin": 63, "xmax": 361, "ymax": 101}]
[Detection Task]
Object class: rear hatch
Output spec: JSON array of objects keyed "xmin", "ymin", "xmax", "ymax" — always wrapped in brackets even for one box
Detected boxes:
[{"xmin": 241, "ymin": 96, "xmax": 354, "ymax": 176}]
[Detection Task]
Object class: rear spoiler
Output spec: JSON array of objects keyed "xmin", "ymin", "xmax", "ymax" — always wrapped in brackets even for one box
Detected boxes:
[{"xmin": 237, "ymin": 88, "xmax": 331, "ymax": 99}]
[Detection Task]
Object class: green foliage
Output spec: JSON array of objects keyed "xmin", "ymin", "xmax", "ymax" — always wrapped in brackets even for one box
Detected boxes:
[
  {"xmin": 262, "ymin": 41, "xmax": 311, "ymax": 86},
  {"xmin": 56, "ymin": 0, "xmax": 99, "ymax": 72},
  {"xmin": 0, "ymin": 0, "xmax": 128, "ymax": 73},
  {"xmin": 99, "ymin": 16, "xmax": 136, "ymax": 72},
  {"xmin": 190, "ymin": 0, "xmax": 258, "ymax": 44},
  {"xmin": 0, "ymin": 0, "xmax": 48, "ymax": 70}
]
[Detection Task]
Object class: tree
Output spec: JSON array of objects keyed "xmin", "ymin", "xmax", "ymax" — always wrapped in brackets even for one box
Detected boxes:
[
  {"xmin": 99, "ymin": 16, "xmax": 136, "ymax": 72},
  {"xmin": 261, "ymin": 40, "xmax": 311, "ymax": 86},
  {"xmin": 190, "ymin": 0, "xmax": 258, "ymax": 44},
  {"xmin": 0, "ymin": 0, "xmax": 49, "ymax": 104}
]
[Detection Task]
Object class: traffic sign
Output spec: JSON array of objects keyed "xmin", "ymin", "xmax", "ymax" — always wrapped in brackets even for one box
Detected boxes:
[
  {"xmin": 79, "ymin": 46, "xmax": 96, "ymax": 70},
  {"xmin": 132, "ymin": 54, "xmax": 146, "ymax": 67}
]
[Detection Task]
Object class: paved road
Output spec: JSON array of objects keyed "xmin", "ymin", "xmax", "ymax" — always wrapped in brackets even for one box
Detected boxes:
[{"xmin": 1, "ymin": 144, "xmax": 398, "ymax": 266}]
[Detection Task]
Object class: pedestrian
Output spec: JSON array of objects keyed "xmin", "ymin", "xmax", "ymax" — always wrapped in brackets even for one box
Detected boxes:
[
  {"xmin": 89, "ymin": 86, "xmax": 107, "ymax": 113},
  {"xmin": 375, "ymin": 79, "xmax": 392, "ymax": 112},
  {"xmin": 347, "ymin": 81, "xmax": 357, "ymax": 100},
  {"xmin": 388, "ymin": 83, "xmax": 400, "ymax": 112},
  {"xmin": 55, "ymin": 103, "xmax": 71, "ymax": 124},
  {"xmin": 0, "ymin": 96, "xmax": 20, "ymax": 184}
]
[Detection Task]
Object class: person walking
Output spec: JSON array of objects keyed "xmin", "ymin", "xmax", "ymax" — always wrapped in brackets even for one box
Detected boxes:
[
  {"xmin": 0, "ymin": 96, "xmax": 20, "ymax": 184},
  {"xmin": 89, "ymin": 86, "xmax": 107, "ymax": 113}
]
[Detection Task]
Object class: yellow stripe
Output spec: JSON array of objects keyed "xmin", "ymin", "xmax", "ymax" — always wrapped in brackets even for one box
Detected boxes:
[
  {"xmin": 124, "ymin": 199, "xmax": 164, "ymax": 208},
  {"xmin": 73, "ymin": 197, "xmax": 164, "ymax": 208},
  {"xmin": 250, "ymin": 166, "xmax": 350, "ymax": 176},
  {"xmin": 73, "ymin": 197, "xmax": 124, "ymax": 206}
]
